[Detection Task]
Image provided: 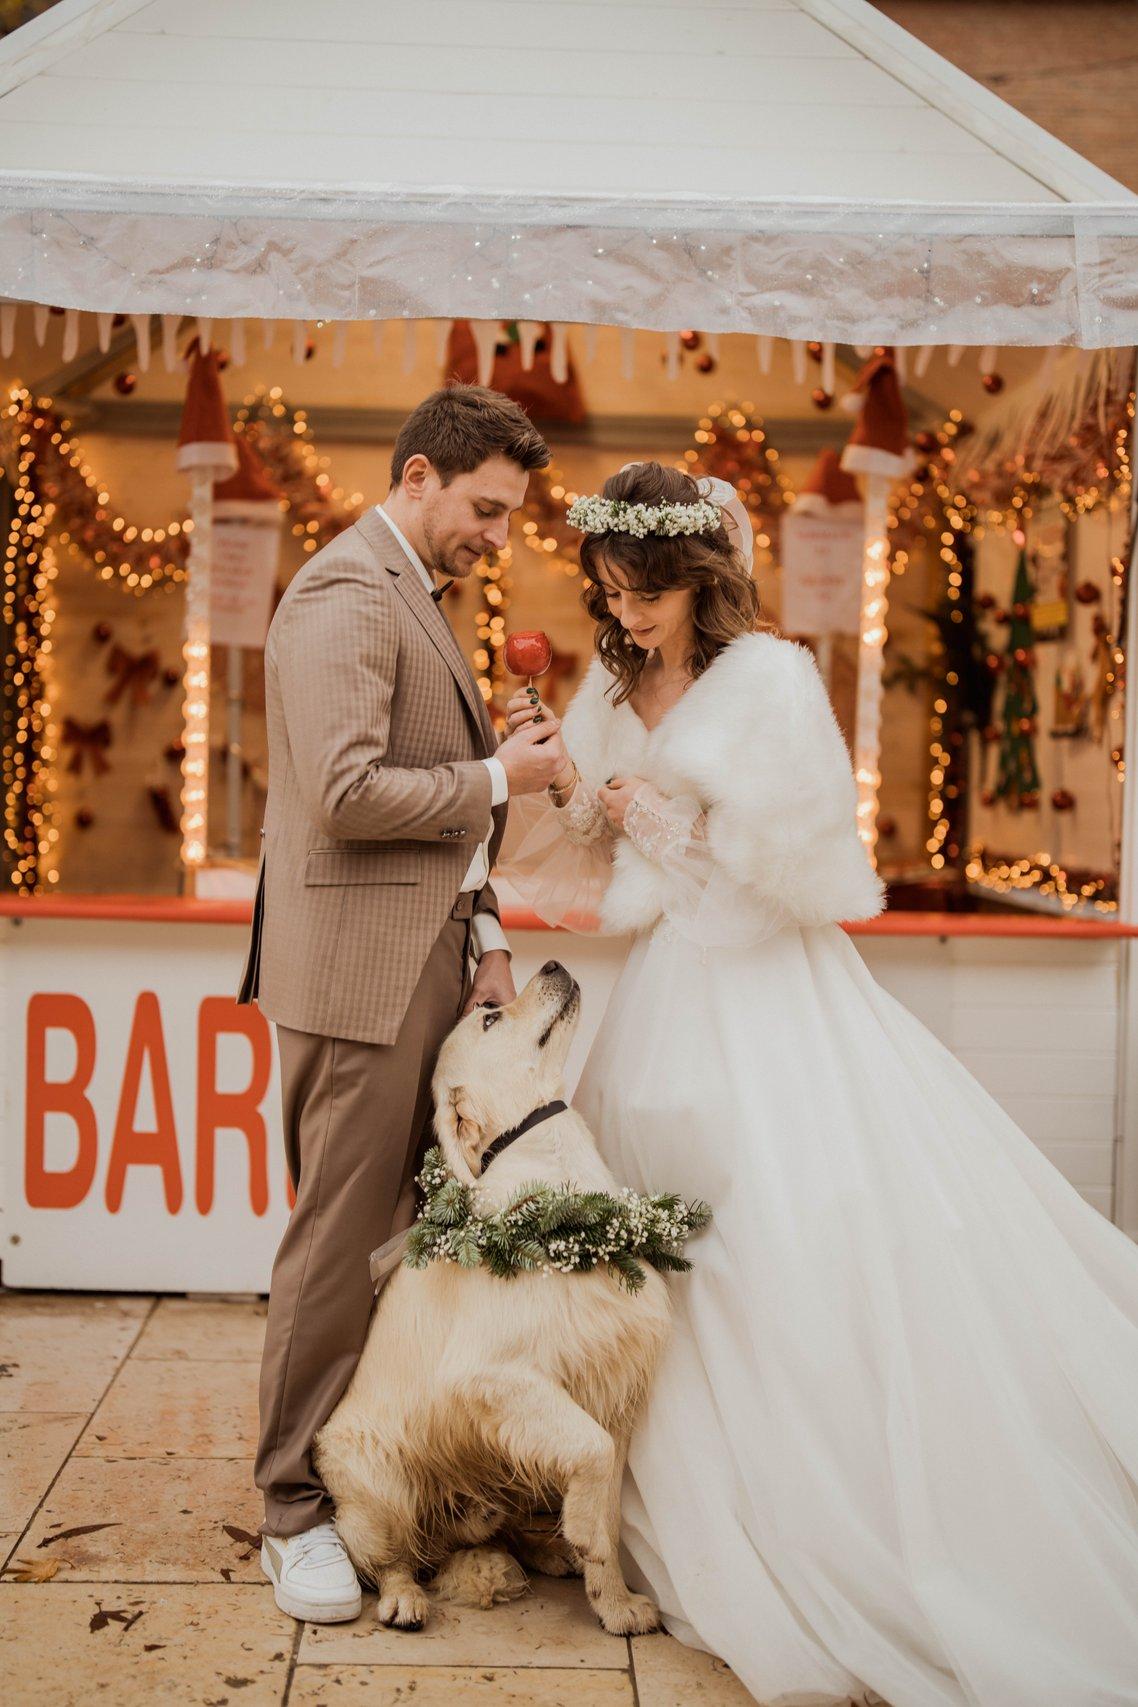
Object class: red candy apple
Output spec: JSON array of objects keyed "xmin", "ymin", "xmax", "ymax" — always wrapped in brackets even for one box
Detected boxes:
[{"xmin": 504, "ymin": 630, "xmax": 553, "ymax": 680}]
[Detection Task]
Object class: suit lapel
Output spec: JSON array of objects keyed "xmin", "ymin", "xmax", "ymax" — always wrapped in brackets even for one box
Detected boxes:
[{"xmin": 354, "ymin": 509, "xmax": 497, "ymax": 754}]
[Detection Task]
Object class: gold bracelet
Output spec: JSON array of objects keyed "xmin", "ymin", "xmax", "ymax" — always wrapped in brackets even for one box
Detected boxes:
[{"xmin": 548, "ymin": 762, "xmax": 579, "ymax": 805}]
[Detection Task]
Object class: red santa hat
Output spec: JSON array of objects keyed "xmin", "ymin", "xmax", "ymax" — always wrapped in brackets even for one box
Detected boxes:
[
  {"xmin": 839, "ymin": 349, "xmax": 914, "ymax": 479},
  {"xmin": 176, "ymin": 340, "xmax": 238, "ymax": 479},
  {"xmin": 213, "ymin": 431, "xmax": 282, "ymax": 522},
  {"xmin": 794, "ymin": 448, "xmax": 863, "ymax": 517}
]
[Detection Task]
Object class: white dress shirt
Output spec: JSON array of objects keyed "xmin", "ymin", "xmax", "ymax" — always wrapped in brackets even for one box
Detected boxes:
[{"xmin": 377, "ymin": 504, "xmax": 510, "ymax": 960}]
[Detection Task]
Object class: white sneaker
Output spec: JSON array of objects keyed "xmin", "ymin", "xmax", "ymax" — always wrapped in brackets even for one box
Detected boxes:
[{"xmin": 261, "ymin": 1520, "xmax": 362, "ymax": 1622}]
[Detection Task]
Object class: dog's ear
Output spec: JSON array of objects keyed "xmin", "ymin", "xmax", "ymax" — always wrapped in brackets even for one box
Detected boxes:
[{"xmin": 436, "ymin": 1085, "xmax": 486, "ymax": 1183}]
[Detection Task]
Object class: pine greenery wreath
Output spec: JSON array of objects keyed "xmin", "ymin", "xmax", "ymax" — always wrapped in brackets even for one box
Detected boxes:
[{"xmin": 404, "ymin": 1147, "xmax": 712, "ymax": 1294}]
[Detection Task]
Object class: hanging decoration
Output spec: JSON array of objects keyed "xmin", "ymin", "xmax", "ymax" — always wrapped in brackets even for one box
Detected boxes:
[
  {"xmin": 995, "ymin": 548, "xmax": 1042, "ymax": 806},
  {"xmin": 60, "ymin": 716, "xmax": 113, "ymax": 777},
  {"xmin": 444, "ymin": 321, "xmax": 587, "ymax": 425},
  {"xmin": 683, "ymin": 401, "xmax": 793, "ymax": 549},
  {"xmin": 233, "ymin": 387, "xmax": 364, "ymax": 553}
]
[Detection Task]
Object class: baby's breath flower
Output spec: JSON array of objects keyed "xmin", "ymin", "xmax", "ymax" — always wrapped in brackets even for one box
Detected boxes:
[{"xmin": 566, "ymin": 495, "xmax": 723, "ymax": 539}]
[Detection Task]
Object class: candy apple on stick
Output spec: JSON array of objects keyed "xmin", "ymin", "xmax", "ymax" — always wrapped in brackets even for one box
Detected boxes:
[{"xmin": 505, "ymin": 629, "xmax": 553, "ymax": 722}]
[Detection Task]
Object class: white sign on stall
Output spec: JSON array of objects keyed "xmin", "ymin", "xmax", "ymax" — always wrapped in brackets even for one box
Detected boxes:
[
  {"xmin": 780, "ymin": 508, "xmax": 864, "ymax": 636},
  {"xmin": 209, "ymin": 518, "xmax": 280, "ymax": 649}
]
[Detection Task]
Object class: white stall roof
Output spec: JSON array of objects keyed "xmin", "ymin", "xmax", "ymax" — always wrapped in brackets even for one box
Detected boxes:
[{"xmin": 0, "ymin": 0, "xmax": 1135, "ymax": 344}]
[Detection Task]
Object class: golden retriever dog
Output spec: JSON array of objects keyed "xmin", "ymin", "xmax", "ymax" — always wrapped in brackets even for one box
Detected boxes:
[{"xmin": 313, "ymin": 960, "xmax": 671, "ymax": 1634}]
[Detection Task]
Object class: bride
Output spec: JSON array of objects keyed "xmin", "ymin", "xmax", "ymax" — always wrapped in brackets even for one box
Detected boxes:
[{"xmin": 499, "ymin": 460, "xmax": 1138, "ymax": 1707}]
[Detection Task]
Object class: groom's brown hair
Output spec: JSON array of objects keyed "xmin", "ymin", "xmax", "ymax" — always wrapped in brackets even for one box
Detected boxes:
[{"xmin": 390, "ymin": 384, "xmax": 549, "ymax": 487}]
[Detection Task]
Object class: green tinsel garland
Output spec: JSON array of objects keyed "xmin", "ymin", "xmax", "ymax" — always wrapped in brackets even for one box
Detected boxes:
[{"xmin": 403, "ymin": 1146, "xmax": 712, "ymax": 1294}]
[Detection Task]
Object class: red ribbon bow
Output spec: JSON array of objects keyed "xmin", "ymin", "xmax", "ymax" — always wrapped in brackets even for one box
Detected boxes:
[
  {"xmin": 61, "ymin": 717, "xmax": 113, "ymax": 776},
  {"xmin": 104, "ymin": 645, "xmax": 160, "ymax": 707}
]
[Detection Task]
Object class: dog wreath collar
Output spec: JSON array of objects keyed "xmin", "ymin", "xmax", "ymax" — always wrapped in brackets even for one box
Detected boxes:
[{"xmin": 479, "ymin": 1099, "xmax": 568, "ymax": 1170}]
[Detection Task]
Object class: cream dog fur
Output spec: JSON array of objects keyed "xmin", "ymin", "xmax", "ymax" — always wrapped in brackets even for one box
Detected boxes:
[{"xmin": 313, "ymin": 961, "xmax": 671, "ymax": 1633}]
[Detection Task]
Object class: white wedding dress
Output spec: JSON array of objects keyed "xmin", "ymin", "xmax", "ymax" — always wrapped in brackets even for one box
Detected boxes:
[{"xmin": 501, "ymin": 658, "xmax": 1138, "ymax": 1707}]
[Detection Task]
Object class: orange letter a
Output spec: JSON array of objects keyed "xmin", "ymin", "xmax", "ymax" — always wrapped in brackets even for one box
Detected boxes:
[{"xmin": 105, "ymin": 992, "xmax": 183, "ymax": 1214}]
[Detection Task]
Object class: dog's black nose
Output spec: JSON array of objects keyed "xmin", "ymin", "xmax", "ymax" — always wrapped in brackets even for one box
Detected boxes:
[{"xmin": 540, "ymin": 960, "xmax": 563, "ymax": 976}]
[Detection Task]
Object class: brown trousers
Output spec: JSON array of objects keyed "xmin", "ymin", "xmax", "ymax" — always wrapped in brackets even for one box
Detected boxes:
[{"xmin": 255, "ymin": 901, "xmax": 472, "ymax": 1539}]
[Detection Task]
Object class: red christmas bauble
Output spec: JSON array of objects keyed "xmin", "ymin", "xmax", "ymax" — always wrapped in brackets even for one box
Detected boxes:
[
  {"xmin": 304, "ymin": 337, "xmax": 317, "ymax": 361},
  {"xmin": 975, "ymin": 592, "xmax": 996, "ymax": 610},
  {"xmin": 983, "ymin": 723, "xmax": 1000, "ymax": 743},
  {"xmin": 163, "ymin": 666, "xmax": 181, "ymax": 688},
  {"xmin": 985, "ymin": 653, "xmax": 1002, "ymax": 674},
  {"xmin": 980, "ymin": 788, "xmax": 996, "ymax": 807},
  {"xmin": 810, "ymin": 388, "xmax": 833, "ymax": 410},
  {"xmin": 1074, "ymin": 580, "xmax": 1102, "ymax": 605},
  {"xmin": 806, "ymin": 341, "xmax": 823, "ymax": 363},
  {"xmin": 113, "ymin": 371, "xmax": 137, "ymax": 396},
  {"xmin": 75, "ymin": 808, "xmax": 94, "ymax": 829},
  {"xmin": 679, "ymin": 329, "xmax": 701, "ymax": 351},
  {"xmin": 1021, "ymin": 791, "xmax": 1040, "ymax": 809},
  {"xmin": 877, "ymin": 815, "xmax": 897, "ymax": 840},
  {"xmin": 93, "ymin": 621, "xmax": 113, "ymax": 644},
  {"xmin": 504, "ymin": 630, "xmax": 553, "ymax": 678},
  {"xmin": 216, "ymin": 350, "xmax": 230, "ymax": 372},
  {"xmin": 112, "ymin": 312, "xmax": 127, "ymax": 328},
  {"xmin": 696, "ymin": 353, "xmax": 716, "ymax": 373},
  {"xmin": 1013, "ymin": 646, "xmax": 1029, "ymax": 666},
  {"xmin": 914, "ymin": 430, "xmax": 937, "ymax": 454},
  {"xmin": 994, "ymin": 609, "xmax": 1010, "ymax": 626},
  {"xmin": 1012, "ymin": 602, "xmax": 1030, "ymax": 620},
  {"xmin": 1051, "ymin": 789, "xmax": 1076, "ymax": 812},
  {"xmin": 1017, "ymin": 717, "xmax": 1036, "ymax": 736},
  {"xmin": 981, "ymin": 372, "xmax": 1004, "ymax": 394}
]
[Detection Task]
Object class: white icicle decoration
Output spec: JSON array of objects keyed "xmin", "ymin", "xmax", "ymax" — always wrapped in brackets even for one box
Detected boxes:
[
  {"xmin": 469, "ymin": 320, "xmax": 499, "ymax": 386},
  {"xmin": 550, "ymin": 323, "xmax": 570, "ymax": 384}
]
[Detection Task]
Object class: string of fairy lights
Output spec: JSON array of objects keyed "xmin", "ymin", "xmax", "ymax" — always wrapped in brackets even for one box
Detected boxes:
[
  {"xmin": 2, "ymin": 374, "xmax": 1132, "ymax": 907},
  {"xmin": 889, "ymin": 394, "xmax": 1134, "ymax": 914},
  {"xmin": 2, "ymin": 419, "xmax": 60, "ymax": 888}
]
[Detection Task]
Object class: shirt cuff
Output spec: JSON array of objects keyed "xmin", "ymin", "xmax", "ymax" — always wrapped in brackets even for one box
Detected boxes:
[
  {"xmin": 471, "ymin": 910, "xmax": 511, "ymax": 960},
  {"xmin": 482, "ymin": 755, "xmax": 509, "ymax": 807}
]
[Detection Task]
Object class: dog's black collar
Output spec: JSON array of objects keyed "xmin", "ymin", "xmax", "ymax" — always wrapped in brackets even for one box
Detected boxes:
[{"xmin": 480, "ymin": 1100, "xmax": 568, "ymax": 1170}]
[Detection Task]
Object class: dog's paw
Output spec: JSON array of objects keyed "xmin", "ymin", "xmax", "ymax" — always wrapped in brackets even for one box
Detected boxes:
[
  {"xmin": 375, "ymin": 1581, "xmax": 431, "ymax": 1629},
  {"xmin": 432, "ymin": 1545, "xmax": 529, "ymax": 1610},
  {"xmin": 597, "ymin": 1591, "xmax": 663, "ymax": 1637}
]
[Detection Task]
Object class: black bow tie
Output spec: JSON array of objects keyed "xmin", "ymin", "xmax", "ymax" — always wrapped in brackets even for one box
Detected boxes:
[{"xmin": 430, "ymin": 579, "xmax": 454, "ymax": 603}]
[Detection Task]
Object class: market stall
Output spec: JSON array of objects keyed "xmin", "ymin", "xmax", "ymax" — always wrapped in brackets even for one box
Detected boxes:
[{"xmin": 1, "ymin": 0, "xmax": 1137, "ymax": 1291}]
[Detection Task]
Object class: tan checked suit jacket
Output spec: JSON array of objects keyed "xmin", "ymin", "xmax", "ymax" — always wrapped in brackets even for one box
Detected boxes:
[{"xmin": 237, "ymin": 509, "xmax": 505, "ymax": 1046}]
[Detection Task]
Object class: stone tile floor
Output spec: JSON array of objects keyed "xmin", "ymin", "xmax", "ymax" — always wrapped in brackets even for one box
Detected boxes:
[{"xmin": 1, "ymin": 1291, "xmax": 757, "ymax": 1706}]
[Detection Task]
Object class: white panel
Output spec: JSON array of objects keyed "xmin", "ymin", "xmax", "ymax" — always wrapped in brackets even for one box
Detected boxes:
[
  {"xmin": 45, "ymin": 33, "xmax": 919, "ymax": 104},
  {"xmin": 0, "ymin": 123, "xmax": 1055, "ymax": 201},
  {"xmin": 950, "ymin": 1003, "xmax": 1117, "ymax": 1055},
  {"xmin": 955, "ymin": 1050, "xmax": 1116, "ymax": 1099},
  {"xmin": 0, "ymin": 80, "xmax": 984, "ymax": 156},
  {"xmin": 991, "ymin": 1095, "xmax": 1116, "ymax": 1146},
  {"xmin": 123, "ymin": 0, "xmax": 841, "ymax": 57}
]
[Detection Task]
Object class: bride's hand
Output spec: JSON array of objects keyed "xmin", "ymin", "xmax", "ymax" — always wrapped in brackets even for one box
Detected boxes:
[
  {"xmin": 505, "ymin": 687, "xmax": 555, "ymax": 733},
  {"xmin": 597, "ymin": 775, "xmax": 646, "ymax": 832}
]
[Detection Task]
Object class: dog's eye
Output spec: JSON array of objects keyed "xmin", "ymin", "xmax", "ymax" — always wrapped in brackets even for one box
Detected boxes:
[{"xmin": 481, "ymin": 1008, "xmax": 503, "ymax": 1030}]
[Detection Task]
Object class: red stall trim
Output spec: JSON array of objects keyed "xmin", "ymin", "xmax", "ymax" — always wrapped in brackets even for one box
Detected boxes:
[{"xmin": 1, "ymin": 895, "xmax": 1135, "ymax": 938}]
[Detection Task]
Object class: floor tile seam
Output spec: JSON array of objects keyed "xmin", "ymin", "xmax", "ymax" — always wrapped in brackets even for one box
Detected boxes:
[{"xmin": 0, "ymin": 1297, "xmax": 162, "ymax": 1576}]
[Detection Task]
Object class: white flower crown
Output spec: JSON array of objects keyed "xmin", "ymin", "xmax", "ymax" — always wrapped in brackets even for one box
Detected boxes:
[{"xmin": 566, "ymin": 493, "xmax": 724, "ymax": 539}]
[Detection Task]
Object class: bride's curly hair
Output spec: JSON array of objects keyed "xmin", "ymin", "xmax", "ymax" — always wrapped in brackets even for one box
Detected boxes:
[{"xmin": 578, "ymin": 462, "xmax": 770, "ymax": 704}]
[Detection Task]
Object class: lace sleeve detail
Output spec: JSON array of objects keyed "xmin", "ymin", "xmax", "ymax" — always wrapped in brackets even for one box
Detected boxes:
[
  {"xmin": 557, "ymin": 779, "xmax": 613, "ymax": 846},
  {"xmin": 624, "ymin": 784, "xmax": 704, "ymax": 862}
]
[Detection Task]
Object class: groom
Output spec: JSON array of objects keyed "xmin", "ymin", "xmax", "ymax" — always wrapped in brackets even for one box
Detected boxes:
[{"xmin": 237, "ymin": 384, "xmax": 567, "ymax": 1622}]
